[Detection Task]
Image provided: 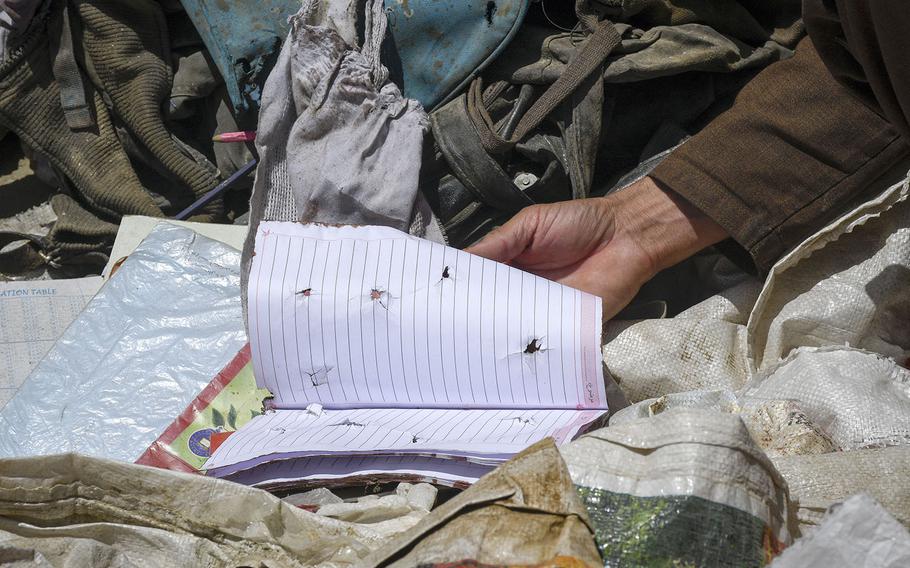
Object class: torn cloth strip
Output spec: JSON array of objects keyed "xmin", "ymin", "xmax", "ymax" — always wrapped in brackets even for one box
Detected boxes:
[
  {"xmin": 240, "ymin": 0, "xmax": 443, "ymax": 326},
  {"xmin": 282, "ymin": 0, "xmax": 428, "ymax": 230}
]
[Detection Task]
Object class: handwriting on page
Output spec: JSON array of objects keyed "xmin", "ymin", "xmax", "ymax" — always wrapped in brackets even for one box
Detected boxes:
[{"xmin": 249, "ymin": 223, "xmax": 605, "ymax": 410}]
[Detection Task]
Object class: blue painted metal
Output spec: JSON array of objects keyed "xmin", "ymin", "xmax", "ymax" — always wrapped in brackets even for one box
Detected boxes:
[
  {"xmin": 386, "ymin": 0, "xmax": 530, "ymax": 110},
  {"xmin": 179, "ymin": 0, "xmax": 300, "ymax": 114}
]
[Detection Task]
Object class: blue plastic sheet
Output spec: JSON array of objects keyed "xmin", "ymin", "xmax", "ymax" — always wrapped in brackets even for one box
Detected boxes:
[
  {"xmin": 180, "ymin": 0, "xmax": 299, "ymax": 114},
  {"xmin": 386, "ymin": 0, "xmax": 529, "ymax": 109},
  {"xmin": 180, "ymin": 0, "xmax": 528, "ymax": 113}
]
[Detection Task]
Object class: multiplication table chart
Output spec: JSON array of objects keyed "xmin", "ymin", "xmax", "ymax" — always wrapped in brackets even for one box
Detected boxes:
[{"xmin": 0, "ymin": 277, "xmax": 103, "ymax": 408}]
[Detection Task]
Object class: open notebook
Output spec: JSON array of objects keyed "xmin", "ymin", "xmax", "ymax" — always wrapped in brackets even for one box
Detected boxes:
[{"xmin": 204, "ymin": 222, "xmax": 607, "ymax": 486}]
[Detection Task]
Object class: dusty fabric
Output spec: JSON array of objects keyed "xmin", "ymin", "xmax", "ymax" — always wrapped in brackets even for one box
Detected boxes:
[
  {"xmin": 167, "ymin": 49, "xmax": 219, "ymax": 120},
  {"xmin": 44, "ymin": 194, "xmax": 118, "ymax": 269},
  {"xmin": 505, "ymin": 21, "xmax": 799, "ymax": 87},
  {"xmin": 0, "ymin": 1, "xmax": 163, "ymax": 221},
  {"xmin": 367, "ymin": 439, "xmax": 601, "ymax": 567},
  {"xmin": 424, "ymin": 1, "xmax": 804, "ymax": 249},
  {"xmin": 0, "ymin": 0, "xmax": 225, "ymax": 274},
  {"xmin": 284, "ymin": 3, "xmax": 427, "ymax": 229},
  {"xmin": 0, "ymin": 454, "xmax": 417, "ymax": 567},
  {"xmin": 75, "ymin": 0, "xmax": 221, "ymax": 216}
]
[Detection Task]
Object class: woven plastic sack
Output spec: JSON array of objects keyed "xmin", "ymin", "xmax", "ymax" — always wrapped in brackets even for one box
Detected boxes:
[
  {"xmin": 610, "ymin": 392, "xmax": 837, "ymax": 458},
  {"xmin": 610, "ymin": 342, "xmax": 910, "ymax": 455},
  {"xmin": 561, "ymin": 409, "xmax": 794, "ymax": 567},
  {"xmin": 771, "ymin": 446, "xmax": 910, "ymax": 529},
  {"xmin": 742, "ymin": 346, "xmax": 910, "ymax": 450},
  {"xmin": 770, "ymin": 494, "xmax": 910, "ymax": 568},
  {"xmin": 748, "ymin": 179, "xmax": 910, "ymax": 371},
  {"xmin": 603, "ymin": 173, "xmax": 910, "ymax": 404},
  {"xmin": 602, "ymin": 279, "xmax": 761, "ymax": 402},
  {"xmin": 598, "ymin": 173, "xmax": 910, "ymax": 531},
  {"xmin": 366, "ymin": 439, "xmax": 601, "ymax": 568},
  {"xmin": 0, "ymin": 453, "xmax": 418, "ymax": 567}
]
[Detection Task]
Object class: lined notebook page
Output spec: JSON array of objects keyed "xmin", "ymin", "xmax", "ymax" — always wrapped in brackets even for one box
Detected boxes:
[
  {"xmin": 204, "ymin": 408, "xmax": 603, "ymax": 476},
  {"xmin": 223, "ymin": 454, "xmax": 493, "ymax": 487},
  {"xmin": 250, "ymin": 222, "xmax": 605, "ymax": 409}
]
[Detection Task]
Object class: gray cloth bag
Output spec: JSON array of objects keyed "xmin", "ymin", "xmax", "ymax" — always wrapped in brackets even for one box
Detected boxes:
[{"xmin": 242, "ymin": 0, "xmax": 443, "ymax": 320}]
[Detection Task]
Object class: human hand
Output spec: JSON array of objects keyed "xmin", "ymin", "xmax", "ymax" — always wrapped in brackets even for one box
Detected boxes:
[{"xmin": 465, "ymin": 176, "xmax": 728, "ymax": 319}]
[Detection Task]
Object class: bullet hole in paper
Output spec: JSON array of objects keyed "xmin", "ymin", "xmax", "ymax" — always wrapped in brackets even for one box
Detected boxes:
[
  {"xmin": 524, "ymin": 338, "xmax": 544, "ymax": 354},
  {"xmin": 297, "ymin": 287, "xmax": 313, "ymax": 297},
  {"xmin": 370, "ymin": 288, "xmax": 390, "ymax": 310},
  {"xmin": 304, "ymin": 367, "xmax": 332, "ymax": 387},
  {"xmin": 332, "ymin": 419, "xmax": 365, "ymax": 427}
]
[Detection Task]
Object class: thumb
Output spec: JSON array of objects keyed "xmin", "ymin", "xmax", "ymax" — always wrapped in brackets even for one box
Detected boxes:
[{"xmin": 464, "ymin": 209, "xmax": 536, "ymax": 263}]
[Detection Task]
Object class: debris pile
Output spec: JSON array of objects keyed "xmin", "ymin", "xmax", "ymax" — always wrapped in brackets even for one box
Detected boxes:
[{"xmin": 0, "ymin": 1, "xmax": 908, "ymax": 567}]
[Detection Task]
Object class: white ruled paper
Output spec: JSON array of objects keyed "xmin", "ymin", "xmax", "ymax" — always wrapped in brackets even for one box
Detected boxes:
[
  {"xmin": 205, "ymin": 407, "xmax": 604, "ymax": 477},
  {"xmin": 249, "ymin": 222, "xmax": 605, "ymax": 410}
]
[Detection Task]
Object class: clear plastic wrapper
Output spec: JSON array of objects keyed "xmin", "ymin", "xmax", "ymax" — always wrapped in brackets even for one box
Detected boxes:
[{"xmin": 0, "ymin": 223, "xmax": 247, "ymax": 462}]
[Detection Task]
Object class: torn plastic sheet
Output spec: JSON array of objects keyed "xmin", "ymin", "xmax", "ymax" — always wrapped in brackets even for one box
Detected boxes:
[{"xmin": 0, "ymin": 223, "xmax": 247, "ymax": 462}]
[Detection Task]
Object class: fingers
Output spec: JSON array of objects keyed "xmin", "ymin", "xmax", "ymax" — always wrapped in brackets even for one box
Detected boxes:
[{"xmin": 464, "ymin": 207, "xmax": 537, "ymax": 263}]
